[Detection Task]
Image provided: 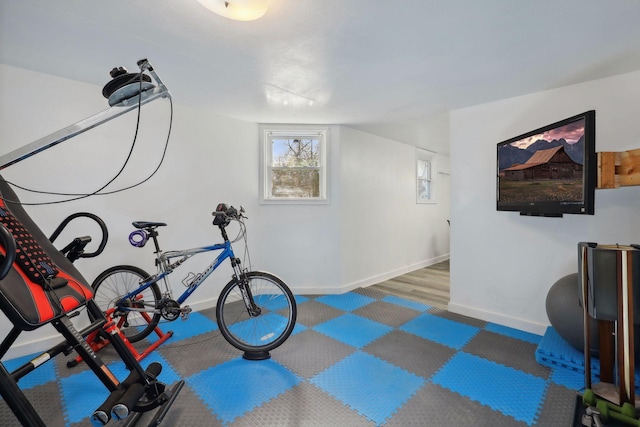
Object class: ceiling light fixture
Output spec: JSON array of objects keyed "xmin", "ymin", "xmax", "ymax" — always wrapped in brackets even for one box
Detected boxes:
[{"xmin": 195, "ymin": 0, "xmax": 269, "ymax": 21}]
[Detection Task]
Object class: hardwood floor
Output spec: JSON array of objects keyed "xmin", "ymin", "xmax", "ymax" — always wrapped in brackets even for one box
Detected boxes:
[{"xmin": 369, "ymin": 259, "xmax": 450, "ymax": 308}]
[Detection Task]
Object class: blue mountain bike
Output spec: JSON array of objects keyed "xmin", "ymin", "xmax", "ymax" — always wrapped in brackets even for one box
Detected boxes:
[{"xmin": 89, "ymin": 203, "xmax": 296, "ymax": 357}]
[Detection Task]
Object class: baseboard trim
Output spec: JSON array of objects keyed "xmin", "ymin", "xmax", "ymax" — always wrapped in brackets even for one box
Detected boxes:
[
  {"xmin": 447, "ymin": 301, "xmax": 548, "ymax": 336},
  {"xmin": 295, "ymin": 254, "xmax": 450, "ymax": 295}
]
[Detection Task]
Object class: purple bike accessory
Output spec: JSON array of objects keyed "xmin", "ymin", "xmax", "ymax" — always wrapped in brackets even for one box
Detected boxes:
[{"xmin": 129, "ymin": 230, "xmax": 148, "ymax": 248}]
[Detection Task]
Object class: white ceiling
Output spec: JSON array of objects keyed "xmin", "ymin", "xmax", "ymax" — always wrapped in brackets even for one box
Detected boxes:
[{"xmin": 2, "ymin": 0, "xmax": 640, "ymax": 155}]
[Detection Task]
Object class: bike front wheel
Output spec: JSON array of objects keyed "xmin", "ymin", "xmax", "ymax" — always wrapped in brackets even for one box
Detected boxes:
[
  {"xmin": 90, "ymin": 265, "xmax": 161, "ymax": 343},
  {"xmin": 216, "ymin": 271, "xmax": 296, "ymax": 353}
]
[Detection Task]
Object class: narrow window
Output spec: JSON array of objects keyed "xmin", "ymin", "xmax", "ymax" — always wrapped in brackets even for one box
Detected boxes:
[{"xmin": 417, "ymin": 148, "xmax": 436, "ymax": 203}]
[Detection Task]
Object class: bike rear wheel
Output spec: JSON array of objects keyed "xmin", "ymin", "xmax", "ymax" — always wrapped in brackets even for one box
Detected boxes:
[
  {"xmin": 216, "ymin": 271, "xmax": 296, "ymax": 353},
  {"xmin": 90, "ymin": 265, "xmax": 161, "ymax": 343}
]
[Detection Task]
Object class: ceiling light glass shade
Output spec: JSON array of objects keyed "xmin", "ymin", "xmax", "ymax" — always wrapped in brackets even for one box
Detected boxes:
[{"xmin": 196, "ymin": 0, "xmax": 269, "ymax": 21}]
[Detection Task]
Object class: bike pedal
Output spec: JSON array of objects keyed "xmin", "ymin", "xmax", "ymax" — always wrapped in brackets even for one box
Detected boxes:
[{"xmin": 181, "ymin": 306, "xmax": 192, "ymax": 320}]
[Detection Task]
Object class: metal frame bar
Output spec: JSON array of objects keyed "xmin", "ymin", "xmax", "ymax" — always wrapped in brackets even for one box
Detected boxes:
[{"xmin": 0, "ymin": 59, "xmax": 171, "ymax": 170}]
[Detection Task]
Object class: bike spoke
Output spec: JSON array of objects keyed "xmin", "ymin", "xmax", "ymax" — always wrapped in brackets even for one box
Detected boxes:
[{"xmin": 216, "ymin": 272, "xmax": 296, "ymax": 352}]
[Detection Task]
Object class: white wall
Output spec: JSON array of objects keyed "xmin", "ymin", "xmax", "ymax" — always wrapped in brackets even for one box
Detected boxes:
[
  {"xmin": 339, "ymin": 126, "xmax": 450, "ymax": 288},
  {"xmin": 0, "ymin": 64, "xmax": 450, "ymax": 358},
  {"xmin": 449, "ymin": 70, "xmax": 640, "ymax": 335}
]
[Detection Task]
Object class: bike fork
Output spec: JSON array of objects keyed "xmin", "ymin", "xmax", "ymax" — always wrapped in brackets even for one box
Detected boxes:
[{"xmin": 235, "ymin": 270, "xmax": 261, "ymax": 317}]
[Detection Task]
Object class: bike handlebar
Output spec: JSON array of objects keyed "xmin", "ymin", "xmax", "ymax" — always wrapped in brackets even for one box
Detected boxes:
[{"xmin": 212, "ymin": 203, "xmax": 246, "ymax": 226}]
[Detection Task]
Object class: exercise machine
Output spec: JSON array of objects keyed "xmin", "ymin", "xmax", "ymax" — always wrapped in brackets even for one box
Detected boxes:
[{"xmin": 0, "ymin": 59, "xmax": 182, "ymax": 426}]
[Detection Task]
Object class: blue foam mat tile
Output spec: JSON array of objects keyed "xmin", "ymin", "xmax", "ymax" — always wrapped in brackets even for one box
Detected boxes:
[
  {"xmin": 432, "ymin": 352, "xmax": 547, "ymax": 426},
  {"xmin": 550, "ymin": 366, "xmax": 585, "ymax": 390},
  {"xmin": 314, "ymin": 313, "xmax": 393, "ymax": 349},
  {"xmin": 60, "ymin": 368, "xmax": 110, "ymax": 425},
  {"xmin": 1, "ymin": 352, "xmax": 57, "ymax": 390},
  {"xmin": 535, "ymin": 327, "xmax": 599, "ymax": 375},
  {"xmin": 186, "ymin": 356, "xmax": 301, "ymax": 424},
  {"xmin": 147, "ymin": 312, "xmax": 218, "ymax": 344},
  {"xmin": 536, "ymin": 327, "xmax": 640, "ymax": 392},
  {"xmin": 400, "ymin": 313, "xmax": 479, "ymax": 350},
  {"xmin": 227, "ymin": 312, "xmax": 292, "ymax": 347},
  {"xmin": 310, "ymin": 351, "xmax": 424, "ymax": 425},
  {"xmin": 316, "ymin": 293, "xmax": 376, "ymax": 312}
]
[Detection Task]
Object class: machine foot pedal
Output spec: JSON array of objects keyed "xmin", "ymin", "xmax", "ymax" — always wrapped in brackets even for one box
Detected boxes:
[{"xmin": 120, "ymin": 380, "xmax": 185, "ymax": 427}]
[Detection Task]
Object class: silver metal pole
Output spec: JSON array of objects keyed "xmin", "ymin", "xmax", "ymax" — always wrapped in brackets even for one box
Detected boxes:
[{"xmin": 0, "ymin": 60, "xmax": 171, "ymax": 170}]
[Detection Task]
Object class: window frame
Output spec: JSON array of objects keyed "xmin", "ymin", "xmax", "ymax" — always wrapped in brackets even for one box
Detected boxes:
[
  {"xmin": 260, "ymin": 125, "xmax": 329, "ymax": 204},
  {"xmin": 416, "ymin": 148, "xmax": 436, "ymax": 204}
]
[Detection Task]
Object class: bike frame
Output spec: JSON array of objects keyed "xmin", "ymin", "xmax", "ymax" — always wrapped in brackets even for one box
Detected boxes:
[
  {"xmin": 116, "ymin": 234, "xmax": 244, "ymax": 314},
  {"xmin": 163, "ymin": 240, "xmax": 237, "ymax": 305}
]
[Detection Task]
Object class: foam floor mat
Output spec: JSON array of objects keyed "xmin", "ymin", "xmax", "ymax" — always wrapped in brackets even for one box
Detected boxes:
[{"xmin": 2, "ymin": 291, "xmax": 586, "ymax": 426}]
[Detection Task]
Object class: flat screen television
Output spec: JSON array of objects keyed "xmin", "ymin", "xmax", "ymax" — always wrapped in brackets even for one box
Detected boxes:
[{"xmin": 496, "ymin": 110, "xmax": 596, "ymax": 217}]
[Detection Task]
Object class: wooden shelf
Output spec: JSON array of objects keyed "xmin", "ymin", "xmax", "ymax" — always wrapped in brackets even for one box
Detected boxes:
[{"xmin": 597, "ymin": 148, "xmax": 640, "ymax": 189}]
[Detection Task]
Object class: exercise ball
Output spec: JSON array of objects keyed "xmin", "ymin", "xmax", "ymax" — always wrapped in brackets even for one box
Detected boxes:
[{"xmin": 546, "ymin": 273, "xmax": 599, "ymax": 354}]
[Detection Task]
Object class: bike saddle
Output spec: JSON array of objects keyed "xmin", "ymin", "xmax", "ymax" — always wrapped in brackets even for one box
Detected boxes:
[{"xmin": 132, "ymin": 221, "xmax": 167, "ymax": 229}]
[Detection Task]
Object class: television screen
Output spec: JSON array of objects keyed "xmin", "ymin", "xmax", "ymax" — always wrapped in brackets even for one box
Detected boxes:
[{"xmin": 496, "ymin": 111, "xmax": 596, "ymax": 217}]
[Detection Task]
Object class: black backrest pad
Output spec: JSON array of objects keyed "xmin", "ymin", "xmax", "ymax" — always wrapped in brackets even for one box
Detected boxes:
[{"xmin": 0, "ymin": 177, "xmax": 93, "ymax": 330}]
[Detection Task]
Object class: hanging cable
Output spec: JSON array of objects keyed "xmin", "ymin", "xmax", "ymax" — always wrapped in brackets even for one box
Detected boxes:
[{"xmin": 1, "ymin": 76, "xmax": 173, "ymax": 205}]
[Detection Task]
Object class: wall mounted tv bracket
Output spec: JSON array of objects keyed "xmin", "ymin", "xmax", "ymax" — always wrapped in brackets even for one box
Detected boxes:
[{"xmin": 0, "ymin": 58, "xmax": 171, "ymax": 170}]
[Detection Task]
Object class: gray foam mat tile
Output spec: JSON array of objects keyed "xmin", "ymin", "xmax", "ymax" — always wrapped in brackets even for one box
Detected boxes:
[
  {"xmin": 157, "ymin": 331, "xmax": 238, "ymax": 378},
  {"xmin": 429, "ymin": 306, "xmax": 488, "ymax": 328},
  {"xmin": 198, "ymin": 306, "xmax": 216, "ymax": 322},
  {"xmin": 352, "ymin": 286, "xmax": 389, "ymax": 300},
  {"xmin": 0, "ymin": 381, "xmax": 66, "ymax": 427},
  {"xmin": 130, "ymin": 382, "xmax": 224, "ymax": 427},
  {"xmin": 200, "ymin": 305, "xmax": 216, "ymax": 314},
  {"xmin": 272, "ymin": 329, "xmax": 356, "ymax": 379},
  {"xmin": 385, "ymin": 381, "xmax": 529, "ymax": 427},
  {"xmin": 295, "ymin": 299, "xmax": 345, "ymax": 327},
  {"xmin": 463, "ymin": 330, "xmax": 552, "ymax": 379},
  {"xmin": 231, "ymin": 381, "xmax": 375, "ymax": 426},
  {"xmin": 536, "ymin": 383, "xmax": 580, "ymax": 427},
  {"xmin": 363, "ymin": 329, "xmax": 456, "ymax": 379},
  {"xmin": 353, "ymin": 300, "xmax": 421, "ymax": 328}
]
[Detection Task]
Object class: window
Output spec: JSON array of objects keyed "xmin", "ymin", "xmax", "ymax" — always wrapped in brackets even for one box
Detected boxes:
[
  {"xmin": 417, "ymin": 148, "xmax": 436, "ymax": 203},
  {"xmin": 260, "ymin": 125, "xmax": 328, "ymax": 203}
]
